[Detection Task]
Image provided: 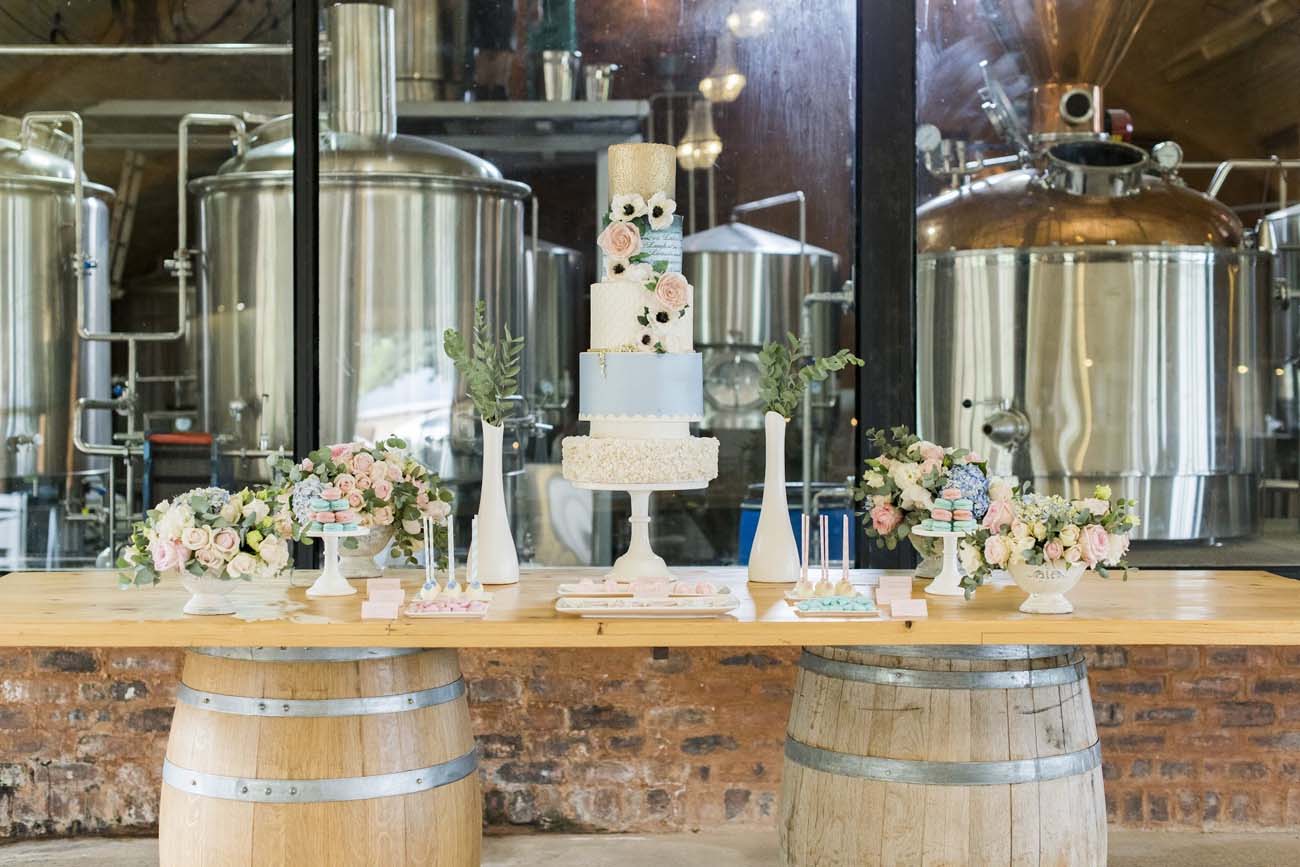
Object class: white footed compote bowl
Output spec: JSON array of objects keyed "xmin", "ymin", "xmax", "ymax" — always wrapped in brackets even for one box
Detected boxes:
[
  {"xmin": 180, "ymin": 570, "xmax": 238, "ymax": 615},
  {"xmin": 1007, "ymin": 559, "xmax": 1087, "ymax": 614}
]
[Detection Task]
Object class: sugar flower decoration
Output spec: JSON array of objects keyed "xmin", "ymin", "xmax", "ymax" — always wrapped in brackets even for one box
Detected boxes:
[
  {"xmin": 610, "ymin": 193, "xmax": 648, "ymax": 222},
  {"xmin": 647, "ymin": 192, "xmax": 676, "ymax": 231}
]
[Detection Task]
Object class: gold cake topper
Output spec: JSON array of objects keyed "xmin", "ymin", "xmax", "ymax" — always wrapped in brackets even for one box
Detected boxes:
[{"xmin": 608, "ymin": 143, "xmax": 676, "ymax": 201}]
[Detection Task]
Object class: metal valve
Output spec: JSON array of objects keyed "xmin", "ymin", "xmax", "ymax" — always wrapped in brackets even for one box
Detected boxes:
[{"xmin": 982, "ymin": 409, "xmax": 1031, "ymax": 448}]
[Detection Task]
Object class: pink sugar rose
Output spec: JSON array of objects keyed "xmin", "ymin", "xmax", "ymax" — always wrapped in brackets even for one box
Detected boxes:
[
  {"xmin": 597, "ymin": 220, "xmax": 642, "ymax": 260},
  {"xmin": 1078, "ymin": 524, "xmax": 1110, "ymax": 568},
  {"xmin": 355, "ymin": 474, "xmax": 373, "ymax": 491},
  {"xmin": 1044, "ymin": 539, "xmax": 1065, "ymax": 562},
  {"xmin": 211, "ymin": 527, "xmax": 240, "ymax": 558},
  {"xmin": 346, "ymin": 490, "xmax": 365, "ymax": 509},
  {"xmin": 982, "ymin": 499, "xmax": 1014, "ymax": 532},
  {"xmin": 983, "ymin": 534, "xmax": 1010, "ymax": 568},
  {"xmin": 372, "ymin": 478, "xmax": 394, "ymax": 501},
  {"xmin": 335, "ymin": 473, "xmax": 356, "ymax": 494},
  {"xmin": 869, "ymin": 502, "xmax": 903, "ymax": 536},
  {"xmin": 351, "ymin": 451, "xmax": 375, "ymax": 474},
  {"xmin": 149, "ymin": 539, "xmax": 189, "ymax": 573},
  {"xmin": 654, "ymin": 272, "xmax": 692, "ymax": 312}
]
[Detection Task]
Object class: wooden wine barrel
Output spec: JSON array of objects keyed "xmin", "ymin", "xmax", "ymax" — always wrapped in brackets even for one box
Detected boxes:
[
  {"xmin": 159, "ymin": 647, "xmax": 480, "ymax": 866},
  {"xmin": 779, "ymin": 645, "xmax": 1105, "ymax": 866}
]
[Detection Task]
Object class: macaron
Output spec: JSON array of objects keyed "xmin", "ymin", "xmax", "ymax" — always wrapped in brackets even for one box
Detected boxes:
[
  {"xmin": 952, "ymin": 509, "xmax": 974, "ymax": 521},
  {"xmin": 933, "ymin": 498, "xmax": 953, "ymax": 510},
  {"xmin": 930, "ymin": 508, "xmax": 953, "ymax": 521},
  {"xmin": 328, "ymin": 499, "xmax": 349, "ymax": 511},
  {"xmin": 315, "ymin": 511, "xmax": 336, "ymax": 523},
  {"xmin": 941, "ymin": 487, "xmax": 962, "ymax": 499},
  {"xmin": 954, "ymin": 520, "xmax": 978, "ymax": 532},
  {"xmin": 952, "ymin": 498, "xmax": 973, "ymax": 510},
  {"xmin": 308, "ymin": 497, "xmax": 332, "ymax": 510},
  {"xmin": 334, "ymin": 510, "xmax": 358, "ymax": 524}
]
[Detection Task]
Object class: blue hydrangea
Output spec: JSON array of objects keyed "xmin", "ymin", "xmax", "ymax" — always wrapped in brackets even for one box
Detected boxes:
[
  {"xmin": 290, "ymin": 476, "xmax": 324, "ymax": 527},
  {"xmin": 944, "ymin": 463, "xmax": 990, "ymax": 520}
]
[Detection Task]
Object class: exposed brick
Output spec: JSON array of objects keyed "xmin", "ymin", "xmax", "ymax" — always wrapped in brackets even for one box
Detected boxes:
[
  {"xmin": 609, "ymin": 736, "xmax": 644, "ymax": 753},
  {"xmin": 723, "ymin": 788, "xmax": 751, "ymax": 820},
  {"xmin": 1208, "ymin": 648, "xmax": 1248, "ymax": 666},
  {"xmin": 1135, "ymin": 707, "xmax": 1196, "ymax": 724},
  {"xmin": 1218, "ymin": 701, "xmax": 1275, "ymax": 727},
  {"xmin": 471, "ymin": 677, "xmax": 522, "ymax": 703},
  {"xmin": 37, "ymin": 651, "xmax": 98, "ymax": 674},
  {"xmin": 496, "ymin": 761, "xmax": 564, "ymax": 785},
  {"xmin": 124, "ymin": 707, "xmax": 172, "ymax": 732},
  {"xmin": 645, "ymin": 788, "xmax": 671, "ymax": 814},
  {"xmin": 719, "ymin": 653, "xmax": 782, "ymax": 669},
  {"xmin": 1085, "ymin": 647, "xmax": 1127, "ymax": 669},
  {"xmin": 110, "ymin": 680, "xmax": 148, "ymax": 701},
  {"xmin": 1096, "ymin": 679, "xmax": 1163, "ymax": 696},
  {"xmin": 1159, "ymin": 762, "xmax": 1194, "ymax": 780},
  {"xmin": 0, "ymin": 709, "xmax": 30, "ymax": 730},
  {"xmin": 1250, "ymin": 732, "xmax": 1300, "ymax": 751},
  {"xmin": 1254, "ymin": 679, "xmax": 1300, "ymax": 696},
  {"xmin": 682, "ymin": 735, "xmax": 738, "ymax": 756},
  {"xmin": 1094, "ymin": 702, "xmax": 1125, "ymax": 726},
  {"xmin": 569, "ymin": 705, "xmax": 638, "ymax": 731},
  {"xmin": 1101, "ymin": 733, "xmax": 1166, "ymax": 752},
  {"xmin": 1130, "ymin": 759, "xmax": 1152, "ymax": 779},
  {"xmin": 476, "ymin": 734, "xmax": 523, "ymax": 759},
  {"xmin": 1174, "ymin": 675, "xmax": 1243, "ymax": 699},
  {"xmin": 1149, "ymin": 794, "xmax": 1170, "ymax": 822}
]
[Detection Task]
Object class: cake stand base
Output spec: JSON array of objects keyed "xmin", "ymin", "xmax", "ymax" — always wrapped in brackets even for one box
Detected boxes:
[
  {"xmin": 305, "ymin": 529, "xmax": 370, "ymax": 597},
  {"xmin": 912, "ymin": 527, "xmax": 971, "ymax": 597},
  {"xmin": 575, "ymin": 481, "xmax": 707, "ymax": 580}
]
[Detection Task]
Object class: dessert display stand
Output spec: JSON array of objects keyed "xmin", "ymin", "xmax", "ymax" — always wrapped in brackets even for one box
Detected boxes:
[
  {"xmin": 304, "ymin": 528, "xmax": 369, "ymax": 597},
  {"xmin": 574, "ymin": 481, "xmax": 706, "ymax": 579},
  {"xmin": 911, "ymin": 526, "xmax": 971, "ymax": 597}
]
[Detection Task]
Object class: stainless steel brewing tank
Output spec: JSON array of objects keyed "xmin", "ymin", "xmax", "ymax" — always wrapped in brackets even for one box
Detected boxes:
[
  {"xmin": 916, "ymin": 147, "xmax": 1266, "ymax": 540},
  {"xmin": 524, "ymin": 238, "xmax": 582, "ymax": 433},
  {"xmin": 190, "ymin": 118, "xmax": 530, "ymax": 479},
  {"xmin": 0, "ymin": 115, "xmax": 112, "ymax": 481},
  {"xmin": 683, "ymin": 223, "xmax": 838, "ymax": 428},
  {"xmin": 1259, "ymin": 205, "xmax": 1300, "ymax": 437}
]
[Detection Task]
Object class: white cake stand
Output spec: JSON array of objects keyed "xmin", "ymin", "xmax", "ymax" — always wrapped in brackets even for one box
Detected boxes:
[
  {"xmin": 574, "ymin": 481, "xmax": 707, "ymax": 580},
  {"xmin": 911, "ymin": 526, "xmax": 973, "ymax": 597},
  {"xmin": 304, "ymin": 528, "xmax": 370, "ymax": 597}
]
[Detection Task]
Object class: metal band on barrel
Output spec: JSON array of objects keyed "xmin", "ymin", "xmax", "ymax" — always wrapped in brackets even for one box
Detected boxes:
[
  {"xmin": 785, "ymin": 737, "xmax": 1101, "ymax": 786},
  {"xmin": 191, "ymin": 647, "xmax": 423, "ymax": 662},
  {"xmin": 835, "ymin": 644, "xmax": 1078, "ymax": 660},
  {"xmin": 176, "ymin": 677, "xmax": 465, "ymax": 717},
  {"xmin": 162, "ymin": 749, "xmax": 477, "ymax": 803},
  {"xmin": 799, "ymin": 649, "xmax": 1086, "ymax": 689}
]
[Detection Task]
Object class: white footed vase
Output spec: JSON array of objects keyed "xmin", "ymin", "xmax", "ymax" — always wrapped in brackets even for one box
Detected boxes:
[
  {"xmin": 180, "ymin": 570, "xmax": 238, "ymax": 616},
  {"xmin": 748, "ymin": 411, "xmax": 800, "ymax": 583},
  {"xmin": 1008, "ymin": 559, "xmax": 1087, "ymax": 614},
  {"xmin": 476, "ymin": 419, "xmax": 520, "ymax": 585},
  {"xmin": 338, "ymin": 526, "xmax": 394, "ymax": 578}
]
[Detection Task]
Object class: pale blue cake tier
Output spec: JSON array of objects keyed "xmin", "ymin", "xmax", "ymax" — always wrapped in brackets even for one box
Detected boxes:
[
  {"xmin": 578, "ymin": 351, "xmax": 703, "ymax": 420},
  {"xmin": 599, "ymin": 215, "xmax": 683, "ymax": 275}
]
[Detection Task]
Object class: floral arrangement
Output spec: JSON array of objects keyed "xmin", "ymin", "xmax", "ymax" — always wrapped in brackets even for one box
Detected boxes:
[
  {"xmin": 853, "ymin": 426, "xmax": 990, "ymax": 551},
  {"xmin": 758, "ymin": 333, "xmax": 863, "ymax": 418},
  {"xmin": 117, "ymin": 486, "xmax": 292, "ymax": 587},
  {"xmin": 271, "ymin": 436, "xmax": 452, "ymax": 566},
  {"xmin": 597, "ymin": 191, "xmax": 691, "ymax": 354},
  {"xmin": 957, "ymin": 485, "xmax": 1140, "ymax": 593},
  {"xmin": 443, "ymin": 299, "xmax": 525, "ymax": 427}
]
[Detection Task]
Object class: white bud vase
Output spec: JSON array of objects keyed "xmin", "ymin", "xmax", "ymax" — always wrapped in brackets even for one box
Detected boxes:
[
  {"xmin": 748, "ymin": 411, "xmax": 801, "ymax": 583},
  {"xmin": 476, "ymin": 419, "xmax": 519, "ymax": 585}
]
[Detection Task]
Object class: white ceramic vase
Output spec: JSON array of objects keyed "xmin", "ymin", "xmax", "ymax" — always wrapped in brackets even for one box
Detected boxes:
[
  {"xmin": 748, "ymin": 412, "xmax": 800, "ymax": 583},
  {"xmin": 180, "ymin": 570, "xmax": 238, "ymax": 615},
  {"xmin": 1008, "ymin": 559, "xmax": 1087, "ymax": 614},
  {"xmin": 476, "ymin": 420, "xmax": 519, "ymax": 585},
  {"xmin": 339, "ymin": 526, "xmax": 394, "ymax": 578}
]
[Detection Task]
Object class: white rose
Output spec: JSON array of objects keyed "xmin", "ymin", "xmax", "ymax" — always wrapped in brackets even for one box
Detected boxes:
[
  {"xmin": 242, "ymin": 499, "xmax": 271, "ymax": 524},
  {"xmin": 864, "ymin": 471, "xmax": 885, "ymax": 489},
  {"xmin": 1105, "ymin": 533, "xmax": 1130, "ymax": 566},
  {"xmin": 1059, "ymin": 524, "xmax": 1080, "ymax": 547},
  {"xmin": 1032, "ymin": 521, "xmax": 1047, "ymax": 541},
  {"xmin": 219, "ymin": 499, "xmax": 241, "ymax": 524},
  {"xmin": 890, "ymin": 461, "xmax": 921, "ymax": 489},
  {"xmin": 227, "ymin": 552, "xmax": 257, "ymax": 577},
  {"xmin": 259, "ymin": 536, "xmax": 290, "ymax": 571},
  {"xmin": 988, "ymin": 479, "xmax": 1013, "ymax": 502},
  {"xmin": 154, "ymin": 504, "xmax": 193, "ymax": 542},
  {"xmin": 899, "ymin": 484, "xmax": 933, "ymax": 512}
]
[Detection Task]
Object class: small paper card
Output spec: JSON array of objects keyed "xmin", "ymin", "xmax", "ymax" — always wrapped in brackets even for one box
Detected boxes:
[
  {"xmin": 877, "ymin": 575, "xmax": 914, "ymax": 594},
  {"xmin": 890, "ymin": 599, "xmax": 929, "ymax": 618},
  {"xmin": 368, "ymin": 588, "xmax": 406, "ymax": 605},
  {"xmin": 361, "ymin": 600, "xmax": 401, "ymax": 620},
  {"xmin": 367, "ymin": 578, "xmax": 402, "ymax": 592}
]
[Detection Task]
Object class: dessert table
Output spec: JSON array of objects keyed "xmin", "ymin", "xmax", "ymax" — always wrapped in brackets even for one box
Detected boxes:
[{"xmin": 2, "ymin": 566, "xmax": 1298, "ymax": 867}]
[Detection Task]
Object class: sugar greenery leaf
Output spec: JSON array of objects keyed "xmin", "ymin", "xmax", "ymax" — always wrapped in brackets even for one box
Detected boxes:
[
  {"xmin": 758, "ymin": 333, "xmax": 864, "ymax": 419},
  {"xmin": 443, "ymin": 300, "xmax": 527, "ymax": 427}
]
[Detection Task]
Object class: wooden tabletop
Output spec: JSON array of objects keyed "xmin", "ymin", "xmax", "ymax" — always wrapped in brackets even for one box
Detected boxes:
[{"xmin": 0, "ymin": 567, "xmax": 1297, "ymax": 648}]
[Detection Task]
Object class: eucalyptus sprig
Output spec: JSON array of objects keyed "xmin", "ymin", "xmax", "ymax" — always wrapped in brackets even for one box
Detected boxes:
[
  {"xmin": 443, "ymin": 300, "xmax": 526, "ymax": 427},
  {"xmin": 758, "ymin": 333, "xmax": 863, "ymax": 419}
]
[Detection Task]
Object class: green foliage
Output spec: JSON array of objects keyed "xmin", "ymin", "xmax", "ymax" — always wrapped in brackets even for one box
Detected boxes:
[
  {"xmin": 443, "ymin": 300, "xmax": 526, "ymax": 427},
  {"xmin": 758, "ymin": 333, "xmax": 863, "ymax": 419}
]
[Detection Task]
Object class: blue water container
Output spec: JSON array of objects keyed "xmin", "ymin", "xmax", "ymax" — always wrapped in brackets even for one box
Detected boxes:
[{"xmin": 738, "ymin": 483, "xmax": 856, "ymax": 565}]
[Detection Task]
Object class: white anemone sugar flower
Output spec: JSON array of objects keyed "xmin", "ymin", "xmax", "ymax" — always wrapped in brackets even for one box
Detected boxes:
[
  {"xmin": 622, "ymin": 262, "xmax": 655, "ymax": 284},
  {"xmin": 610, "ymin": 193, "xmax": 648, "ymax": 222},
  {"xmin": 646, "ymin": 192, "xmax": 676, "ymax": 230},
  {"xmin": 605, "ymin": 258, "xmax": 632, "ymax": 280}
]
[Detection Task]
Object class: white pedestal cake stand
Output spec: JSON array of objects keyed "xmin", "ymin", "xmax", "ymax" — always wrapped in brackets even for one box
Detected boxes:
[
  {"xmin": 911, "ymin": 526, "xmax": 972, "ymax": 597},
  {"xmin": 575, "ymin": 481, "xmax": 707, "ymax": 580},
  {"xmin": 304, "ymin": 528, "xmax": 369, "ymax": 597}
]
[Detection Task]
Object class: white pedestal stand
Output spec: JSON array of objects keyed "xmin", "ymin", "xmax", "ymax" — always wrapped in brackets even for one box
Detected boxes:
[
  {"xmin": 911, "ymin": 527, "xmax": 971, "ymax": 597},
  {"xmin": 304, "ymin": 528, "xmax": 370, "ymax": 597},
  {"xmin": 575, "ymin": 481, "xmax": 706, "ymax": 580}
]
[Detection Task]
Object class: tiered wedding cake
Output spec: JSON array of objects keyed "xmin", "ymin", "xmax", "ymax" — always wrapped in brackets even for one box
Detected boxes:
[{"xmin": 562, "ymin": 143, "xmax": 720, "ymax": 486}]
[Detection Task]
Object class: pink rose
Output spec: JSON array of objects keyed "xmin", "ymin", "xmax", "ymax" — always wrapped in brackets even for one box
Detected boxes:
[
  {"xmin": 1078, "ymin": 524, "xmax": 1110, "ymax": 568},
  {"xmin": 918, "ymin": 442, "xmax": 945, "ymax": 463},
  {"xmin": 149, "ymin": 539, "xmax": 189, "ymax": 573},
  {"xmin": 351, "ymin": 451, "xmax": 375, "ymax": 474},
  {"xmin": 416, "ymin": 491, "xmax": 430, "ymax": 508},
  {"xmin": 1044, "ymin": 539, "xmax": 1064, "ymax": 562},
  {"xmin": 597, "ymin": 221, "xmax": 642, "ymax": 260},
  {"xmin": 355, "ymin": 475, "xmax": 373, "ymax": 491},
  {"xmin": 373, "ymin": 506, "xmax": 395, "ymax": 526},
  {"xmin": 983, "ymin": 534, "xmax": 1009, "ymax": 567},
  {"xmin": 368, "ymin": 460, "xmax": 389, "ymax": 481},
  {"xmin": 964, "ymin": 452, "xmax": 983, "ymax": 463},
  {"xmin": 653, "ymin": 272, "xmax": 692, "ymax": 311},
  {"xmin": 329, "ymin": 443, "xmax": 353, "ymax": 459},
  {"xmin": 919, "ymin": 457, "xmax": 941, "ymax": 478},
  {"xmin": 372, "ymin": 479, "xmax": 394, "ymax": 501},
  {"xmin": 335, "ymin": 473, "xmax": 356, "ymax": 494},
  {"xmin": 346, "ymin": 490, "xmax": 365, "ymax": 509},
  {"xmin": 387, "ymin": 462, "xmax": 402, "ymax": 481},
  {"xmin": 982, "ymin": 499, "xmax": 1014, "ymax": 532},
  {"xmin": 425, "ymin": 499, "xmax": 452, "ymax": 521},
  {"xmin": 195, "ymin": 547, "xmax": 225, "ymax": 571},
  {"xmin": 301, "ymin": 458, "xmax": 314, "ymax": 472},
  {"xmin": 211, "ymin": 527, "xmax": 240, "ymax": 558},
  {"xmin": 869, "ymin": 502, "xmax": 903, "ymax": 536}
]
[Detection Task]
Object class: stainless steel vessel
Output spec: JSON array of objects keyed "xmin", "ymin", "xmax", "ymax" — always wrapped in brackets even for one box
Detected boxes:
[
  {"xmin": 190, "ymin": 4, "xmax": 529, "ymax": 479},
  {"xmin": 1259, "ymin": 205, "xmax": 1300, "ymax": 439},
  {"xmin": 683, "ymin": 222, "xmax": 837, "ymax": 429},
  {"xmin": 0, "ymin": 114, "xmax": 112, "ymax": 481},
  {"xmin": 916, "ymin": 0, "xmax": 1268, "ymax": 540},
  {"xmin": 524, "ymin": 237, "xmax": 582, "ymax": 434},
  {"xmin": 392, "ymin": 0, "xmax": 469, "ymax": 101}
]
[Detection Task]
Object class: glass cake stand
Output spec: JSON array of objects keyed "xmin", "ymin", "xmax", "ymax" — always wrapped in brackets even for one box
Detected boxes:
[{"xmin": 573, "ymin": 481, "xmax": 708, "ymax": 579}]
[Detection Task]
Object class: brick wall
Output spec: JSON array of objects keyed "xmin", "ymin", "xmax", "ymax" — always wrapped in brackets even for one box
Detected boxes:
[{"xmin": 1, "ymin": 645, "xmax": 1297, "ymax": 840}]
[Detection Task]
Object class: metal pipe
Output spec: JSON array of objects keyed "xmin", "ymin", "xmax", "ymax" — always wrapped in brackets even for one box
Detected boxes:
[
  {"xmin": 1206, "ymin": 156, "xmax": 1300, "ymax": 201},
  {"xmin": 327, "ymin": 4, "xmax": 397, "ymax": 138},
  {"xmin": 73, "ymin": 398, "xmax": 130, "ymax": 457},
  {"xmin": 0, "ymin": 44, "xmax": 294, "ymax": 56}
]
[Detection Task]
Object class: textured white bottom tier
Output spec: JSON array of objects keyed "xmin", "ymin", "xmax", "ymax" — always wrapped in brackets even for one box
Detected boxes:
[{"xmin": 561, "ymin": 435, "xmax": 719, "ymax": 485}]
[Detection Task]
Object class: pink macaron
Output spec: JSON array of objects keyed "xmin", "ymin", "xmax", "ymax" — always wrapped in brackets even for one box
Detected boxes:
[
  {"xmin": 941, "ymin": 487, "xmax": 962, "ymax": 500},
  {"xmin": 930, "ymin": 508, "xmax": 953, "ymax": 521},
  {"xmin": 315, "ymin": 511, "xmax": 337, "ymax": 523},
  {"xmin": 952, "ymin": 509, "xmax": 974, "ymax": 521}
]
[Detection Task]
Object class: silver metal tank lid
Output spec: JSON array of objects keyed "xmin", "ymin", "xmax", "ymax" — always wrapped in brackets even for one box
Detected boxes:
[
  {"xmin": 682, "ymin": 222, "xmax": 835, "ymax": 258},
  {"xmin": 1259, "ymin": 202, "xmax": 1300, "ymax": 251},
  {"xmin": 201, "ymin": 114, "xmax": 529, "ymax": 197},
  {"xmin": 0, "ymin": 114, "xmax": 113, "ymax": 196}
]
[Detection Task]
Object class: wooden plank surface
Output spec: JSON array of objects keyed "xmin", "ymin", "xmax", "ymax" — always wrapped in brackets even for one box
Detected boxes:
[{"xmin": 0, "ymin": 567, "xmax": 1297, "ymax": 648}]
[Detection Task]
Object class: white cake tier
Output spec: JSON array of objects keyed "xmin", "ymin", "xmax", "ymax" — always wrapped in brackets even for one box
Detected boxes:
[
  {"xmin": 590, "ymin": 281, "xmax": 693, "ymax": 352},
  {"xmin": 578, "ymin": 352, "xmax": 704, "ymax": 423},
  {"xmin": 589, "ymin": 420, "xmax": 690, "ymax": 439},
  {"xmin": 562, "ymin": 435, "xmax": 719, "ymax": 485}
]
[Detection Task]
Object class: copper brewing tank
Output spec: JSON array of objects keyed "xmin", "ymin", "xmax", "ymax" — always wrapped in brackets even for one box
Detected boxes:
[{"xmin": 916, "ymin": 1, "xmax": 1269, "ymax": 541}]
